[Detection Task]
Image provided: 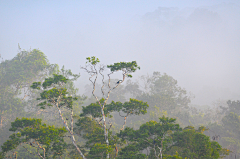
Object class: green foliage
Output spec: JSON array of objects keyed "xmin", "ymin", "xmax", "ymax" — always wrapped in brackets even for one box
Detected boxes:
[
  {"xmin": 117, "ymin": 116, "xmax": 224, "ymax": 159},
  {"xmin": 222, "ymin": 112, "xmax": 240, "ymax": 136},
  {"xmin": 80, "ymin": 99, "xmax": 105, "ymax": 118},
  {"xmin": 164, "ymin": 152, "xmax": 183, "ymax": 159},
  {"xmin": 0, "ymin": 48, "xmax": 54, "ymax": 112},
  {"xmin": 1, "ymin": 117, "xmax": 67, "ymax": 158},
  {"xmin": 124, "ymin": 79, "xmax": 143, "ymax": 98},
  {"xmin": 1, "ymin": 51, "xmax": 235, "ymax": 159},
  {"xmin": 117, "ymin": 144, "xmax": 146, "ymax": 159},
  {"xmin": 31, "ymin": 73, "xmax": 79, "ymax": 109},
  {"xmin": 107, "ymin": 61, "xmax": 140, "ymax": 78},
  {"xmin": 226, "ymin": 100, "xmax": 240, "ymax": 115},
  {"xmin": 117, "ymin": 98, "xmax": 148, "ymax": 115},
  {"xmin": 80, "ymin": 98, "xmax": 149, "ymax": 118},
  {"xmin": 0, "ymin": 47, "xmax": 57, "ymax": 148},
  {"xmin": 74, "ymin": 117, "xmax": 117, "ymax": 158},
  {"xmin": 137, "ymin": 72, "xmax": 191, "ymax": 120},
  {"xmin": 117, "ymin": 116, "xmax": 182, "ymax": 158},
  {"xmin": 86, "ymin": 56, "xmax": 100, "ymax": 65},
  {"xmin": 118, "ymin": 116, "xmax": 181, "ymax": 143},
  {"xmin": 170, "ymin": 127, "xmax": 222, "ymax": 159},
  {"xmin": 31, "ymin": 82, "xmax": 42, "ymax": 90},
  {"xmin": 78, "ymin": 56, "xmax": 146, "ymax": 158},
  {"xmin": 77, "ymin": 99, "xmax": 148, "ymax": 157},
  {"xmin": 0, "ymin": 49, "xmax": 52, "ymax": 88},
  {"xmin": 216, "ymin": 112, "xmax": 240, "ymax": 155},
  {"xmin": 42, "ymin": 74, "xmax": 68, "ymax": 89},
  {"xmin": 87, "ymin": 143, "xmax": 114, "ymax": 159}
]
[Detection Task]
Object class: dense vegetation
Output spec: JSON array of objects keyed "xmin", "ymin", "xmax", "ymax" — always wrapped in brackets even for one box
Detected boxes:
[{"xmin": 0, "ymin": 48, "xmax": 238, "ymax": 159}]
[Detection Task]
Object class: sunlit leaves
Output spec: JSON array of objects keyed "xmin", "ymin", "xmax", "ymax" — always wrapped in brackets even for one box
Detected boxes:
[{"xmin": 86, "ymin": 56, "xmax": 100, "ymax": 65}]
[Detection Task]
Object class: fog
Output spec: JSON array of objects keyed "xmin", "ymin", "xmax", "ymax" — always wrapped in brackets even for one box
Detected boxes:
[{"xmin": 1, "ymin": 0, "xmax": 240, "ymax": 106}]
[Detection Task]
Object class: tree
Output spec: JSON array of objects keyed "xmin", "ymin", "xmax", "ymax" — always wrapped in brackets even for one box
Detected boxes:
[
  {"xmin": 0, "ymin": 46, "xmax": 56, "ymax": 146},
  {"xmin": 205, "ymin": 107, "xmax": 240, "ymax": 158},
  {"xmin": 80, "ymin": 56, "xmax": 145, "ymax": 158},
  {"xmin": 137, "ymin": 72, "xmax": 191, "ymax": 121},
  {"xmin": 223, "ymin": 100, "xmax": 240, "ymax": 115},
  {"xmin": 74, "ymin": 117, "xmax": 115, "ymax": 159},
  {"xmin": 124, "ymin": 79, "xmax": 143, "ymax": 99},
  {"xmin": 169, "ymin": 126, "xmax": 222, "ymax": 159},
  {"xmin": 221, "ymin": 112, "xmax": 240, "ymax": 156},
  {"xmin": 75, "ymin": 98, "xmax": 148, "ymax": 158},
  {"xmin": 30, "ymin": 69, "xmax": 86, "ymax": 158},
  {"xmin": 1, "ymin": 117, "xmax": 67, "ymax": 159},
  {"xmin": 117, "ymin": 117, "xmax": 224, "ymax": 159},
  {"xmin": 84, "ymin": 79, "xmax": 127, "ymax": 103},
  {"xmin": 117, "ymin": 116, "xmax": 182, "ymax": 159}
]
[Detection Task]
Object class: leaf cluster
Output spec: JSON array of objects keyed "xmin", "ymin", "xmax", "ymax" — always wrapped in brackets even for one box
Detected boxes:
[
  {"xmin": 117, "ymin": 116, "xmax": 181, "ymax": 158},
  {"xmin": 170, "ymin": 127, "xmax": 222, "ymax": 159},
  {"xmin": 86, "ymin": 56, "xmax": 100, "ymax": 65},
  {"xmin": 107, "ymin": 61, "xmax": 140, "ymax": 78},
  {"xmin": 31, "ymin": 74, "xmax": 78, "ymax": 109},
  {"xmin": 1, "ymin": 118, "xmax": 67, "ymax": 158},
  {"xmin": 80, "ymin": 98, "xmax": 149, "ymax": 118},
  {"xmin": 74, "ymin": 117, "xmax": 117, "ymax": 158},
  {"xmin": 0, "ymin": 49, "xmax": 50, "ymax": 88}
]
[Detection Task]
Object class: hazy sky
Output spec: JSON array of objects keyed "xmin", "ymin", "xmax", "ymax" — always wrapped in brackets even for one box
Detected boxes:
[{"xmin": 1, "ymin": 0, "xmax": 240, "ymax": 105}]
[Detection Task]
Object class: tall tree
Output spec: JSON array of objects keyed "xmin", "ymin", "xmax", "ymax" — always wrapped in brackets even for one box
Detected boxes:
[
  {"xmin": 30, "ymin": 69, "xmax": 86, "ymax": 158},
  {"xmin": 0, "ymin": 46, "xmax": 56, "ymax": 146},
  {"xmin": 138, "ymin": 72, "xmax": 191, "ymax": 114},
  {"xmin": 80, "ymin": 56, "xmax": 142, "ymax": 158},
  {"xmin": 117, "ymin": 116, "xmax": 181, "ymax": 159},
  {"xmin": 76, "ymin": 98, "xmax": 148, "ymax": 158}
]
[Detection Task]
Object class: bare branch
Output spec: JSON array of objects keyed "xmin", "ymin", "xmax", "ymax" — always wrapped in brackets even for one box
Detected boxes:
[
  {"xmin": 99, "ymin": 64, "xmax": 106, "ymax": 98},
  {"xmin": 71, "ymin": 109, "xmax": 73, "ymax": 133},
  {"xmin": 21, "ymin": 94, "xmax": 29, "ymax": 101},
  {"xmin": 22, "ymin": 145, "xmax": 44, "ymax": 159},
  {"xmin": 36, "ymin": 141, "xmax": 46, "ymax": 159},
  {"xmin": 119, "ymin": 111, "xmax": 130, "ymax": 131},
  {"xmin": 55, "ymin": 101, "xmax": 86, "ymax": 159},
  {"xmin": 153, "ymin": 144, "xmax": 160, "ymax": 159},
  {"xmin": 108, "ymin": 121, "xmax": 112, "ymax": 131}
]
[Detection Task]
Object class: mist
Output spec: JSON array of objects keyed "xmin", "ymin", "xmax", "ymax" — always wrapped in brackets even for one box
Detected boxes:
[{"xmin": 1, "ymin": 1, "xmax": 240, "ymax": 106}]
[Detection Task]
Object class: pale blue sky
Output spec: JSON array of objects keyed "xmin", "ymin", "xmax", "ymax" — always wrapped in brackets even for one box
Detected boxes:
[{"xmin": 1, "ymin": 0, "xmax": 238, "ymax": 59}]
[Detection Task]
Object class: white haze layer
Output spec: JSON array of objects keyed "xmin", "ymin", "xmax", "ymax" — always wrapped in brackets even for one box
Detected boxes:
[{"xmin": 0, "ymin": 1, "xmax": 239, "ymax": 106}]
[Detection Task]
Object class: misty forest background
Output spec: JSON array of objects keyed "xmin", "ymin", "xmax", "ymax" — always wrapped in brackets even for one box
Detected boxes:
[{"xmin": 0, "ymin": 1, "xmax": 240, "ymax": 159}]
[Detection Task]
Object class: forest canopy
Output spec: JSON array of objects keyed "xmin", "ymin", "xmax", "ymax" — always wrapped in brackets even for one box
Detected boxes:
[{"xmin": 0, "ymin": 48, "xmax": 238, "ymax": 159}]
